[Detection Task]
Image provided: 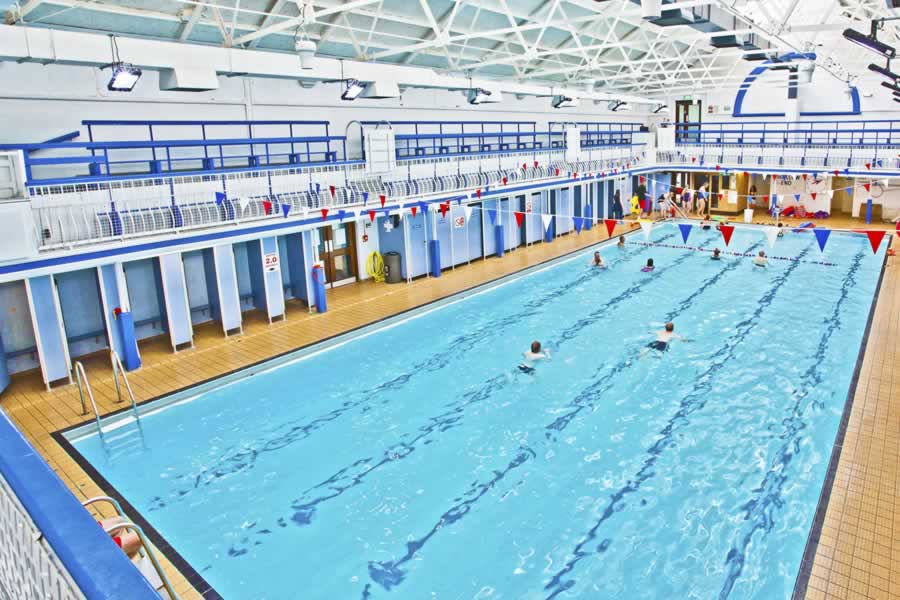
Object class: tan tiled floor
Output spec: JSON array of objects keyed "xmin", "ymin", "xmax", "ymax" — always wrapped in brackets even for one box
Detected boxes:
[{"xmin": 0, "ymin": 214, "xmax": 896, "ymax": 598}]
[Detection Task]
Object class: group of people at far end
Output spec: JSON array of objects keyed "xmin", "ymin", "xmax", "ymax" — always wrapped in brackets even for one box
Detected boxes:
[{"xmin": 610, "ymin": 181, "xmax": 712, "ymax": 221}]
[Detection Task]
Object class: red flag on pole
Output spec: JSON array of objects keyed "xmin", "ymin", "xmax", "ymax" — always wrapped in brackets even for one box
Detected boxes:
[
  {"xmin": 411, "ymin": 206, "xmax": 418, "ymax": 217},
  {"xmin": 514, "ymin": 212, "xmax": 524, "ymax": 227},
  {"xmin": 262, "ymin": 200, "xmax": 272, "ymax": 215},
  {"xmin": 368, "ymin": 210, "xmax": 376, "ymax": 222},
  {"xmin": 321, "ymin": 208, "xmax": 329, "ymax": 220},
  {"xmin": 720, "ymin": 224, "xmax": 735, "ymax": 246},
  {"xmin": 604, "ymin": 219, "xmax": 617, "ymax": 237},
  {"xmin": 380, "ymin": 194, "xmax": 386, "ymax": 207}
]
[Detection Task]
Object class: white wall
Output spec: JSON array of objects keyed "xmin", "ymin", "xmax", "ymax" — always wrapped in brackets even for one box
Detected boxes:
[{"xmin": 0, "ymin": 62, "xmax": 648, "ymax": 146}]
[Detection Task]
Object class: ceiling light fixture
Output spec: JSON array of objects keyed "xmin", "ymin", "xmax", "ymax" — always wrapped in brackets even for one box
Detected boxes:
[
  {"xmin": 652, "ymin": 103, "xmax": 669, "ymax": 114},
  {"xmin": 341, "ymin": 79, "xmax": 366, "ymax": 101},
  {"xmin": 552, "ymin": 95, "xmax": 578, "ymax": 109},
  {"xmin": 467, "ymin": 88, "xmax": 494, "ymax": 105},
  {"xmin": 843, "ymin": 21, "xmax": 896, "ymax": 59},
  {"xmin": 869, "ymin": 62, "xmax": 900, "ymax": 81},
  {"xmin": 103, "ymin": 35, "xmax": 141, "ymax": 92}
]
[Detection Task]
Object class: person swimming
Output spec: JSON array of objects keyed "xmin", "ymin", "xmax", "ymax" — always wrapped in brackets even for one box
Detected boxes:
[
  {"xmin": 642, "ymin": 322, "xmax": 687, "ymax": 356},
  {"xmin": 777, "ymin": 222, "xmax": 785, "ymax": 237},
  {"xmin": 617, "ymin": 235, "xmax": 626, "ymax": 248},
  {"xmin": 753, "ymin": 250, "xmax": 768, "ymax": 267},
  {"xmin": 518, "ymin": 340, "xmax": 551, "ymax": 374},
  {"xmin": 711, "ymin": 248, "xmax": 721, "ymax": 260},
  {"xmin": 701, "ymin": 219, "xmax": 712, "ymax": 230},
  {"xmin": 591, "ymin": 251, "xmax": 607, "ymax": 268},
  {"xmin": 641, "ymin": 258, "xmax": 655, "ymax": 272}
]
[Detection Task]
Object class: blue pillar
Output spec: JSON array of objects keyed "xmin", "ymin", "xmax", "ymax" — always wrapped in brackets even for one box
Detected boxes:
[
  {"xmin": 584, "ymin": 203, "xmax": 592, "ymax": 230},
  {"xmin": 0, "ymin": 335, "xmax": 9, "ymax": 393},
  {"xmin": 97, "ymin": 263, "xmax": 141, "ymax": 371},
  {"xmin": 26, "ymin": 276, "xmax": 72, "ymax": 389},
  {"xmin": 429, "ymin": 240, "xmax": 442, "ymax": 276},
  {"xmin": 312, "ymin": 265, "xmax": 328, "ymax": 313},
  {"xmin": 544, "ymin": 217, "xmax": 554, "ymax": 243},
  {"xmin": 494, "ymin": 224, "xmax": 505, "ymax": 257},
  {"xmin": 866, "ymin": 198, "xmax": 873, "ymax": 224}
]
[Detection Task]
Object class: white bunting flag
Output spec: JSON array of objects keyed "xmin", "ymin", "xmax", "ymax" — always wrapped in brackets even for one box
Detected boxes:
[
  {"xmin": 464, "ymin": 206, "xmax": 474, "ymax": 221},
  {"xmin": 827, "ymin": 190, "xmax": 835, "ymax": 199},
  {"xmin": 235, "ymin": 197, "xmax": 249, "ymax": 214},
  {"xmin": 765, "ymin": 226, "xmax": 779, "ymax": 248},
  {"xmin": 541, "ymin": 214, "xmax": 553, "ymax": 231},
  {"xmin": 639, "ymin": 220, "xmax": 654, "ymax": 239}
]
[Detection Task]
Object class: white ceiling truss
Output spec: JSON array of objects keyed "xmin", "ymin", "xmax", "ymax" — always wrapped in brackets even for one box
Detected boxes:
[{"xmin": 5, "ymin": 0, "xmax": 900, "ymax": 98}]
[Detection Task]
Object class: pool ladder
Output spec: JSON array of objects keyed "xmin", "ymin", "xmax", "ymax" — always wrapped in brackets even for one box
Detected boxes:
[
  {"xmin": 75, "ymin": 351, "xmax": 141, "ymax": 439},
  {"xmin": 82, "ymin": 496, "xmax": 179, "ymax": 599}
]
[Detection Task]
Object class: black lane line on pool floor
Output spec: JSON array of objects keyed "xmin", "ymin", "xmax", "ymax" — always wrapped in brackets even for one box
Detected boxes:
[
  {"xmin": 148, "ymin": 234, "xmax": 675, "ymax": 512},
  {"xmin": 347, "ymin": 237, "xmax": 766, "ymax": 595},
  {"xmin": 791, "ymin": 242, "xmax": 890, "ymax": 600},
  {"xmin": 49, "ymin": 227, "xmax": 652, "ymax": 600},
  {"xmin": 50, "ymin": 429, "xmax": 225, "ymax": 600},
  {"xmin": 542, "ymin": 241, "xmax": 816, "ymax": 599},
  {"xmin": 220, "ymin": 233, "xmax": 721, "ymax": 564}
]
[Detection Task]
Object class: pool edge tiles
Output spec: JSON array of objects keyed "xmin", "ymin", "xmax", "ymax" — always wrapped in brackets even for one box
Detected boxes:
[{"xmin": 791, "ymin": 239, "xmax": 891, "ymax": 600}]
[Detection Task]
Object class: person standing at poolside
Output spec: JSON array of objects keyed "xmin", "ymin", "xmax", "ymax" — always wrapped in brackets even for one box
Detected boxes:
[{"xmin": 613, "ymin": 190, "xmax": 624, "ymax": 220}]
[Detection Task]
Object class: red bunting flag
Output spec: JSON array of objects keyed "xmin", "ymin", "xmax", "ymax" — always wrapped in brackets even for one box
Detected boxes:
[
  {"xmin": 329, "ymin": 185, "xmax": 336, "ymax": 197},
  {"xmin": 368, "ymin": 210, "xmax": 376, "ymax": 222},
  {"xmin": 811, "ymin": 192, "xmax": 817, "ymax": 200},
  {"xmin": 514, "ymin": 212, "xmax": 524, "ymax": 227},
  {"xmin": 802, "ymin": 173, "xmax": 807, "ymax": 180},
  {"xmin": 573, "ymin": 172, "xmax": 578, "ymax": 179},
  {"xmin": 833, "ymin": 170, "xmax": 839, "ymax": 176},
  {"xmin": 555, "ymin": 168, "xmax": 560, "ymax": 176},
  {"xmin": 502, "ymin": 177, "xmax": 507, "ymax": 185},
  {"xmin": 522, "ymin": 162, "xmax": 527, "ymax": 170},
  {"xmin": 321, "ymin": 208, "xmax": 329, "ymax": 220},
  {"xmin": 262, "ymin": 200, "xmax": 272, "ymax": 215},
  {"xmin": 534, "ymin": 161, "xmax": 539, "ymax": 168},
  {"xmin": 866, "ymin": 163, "xmax": 872, "ymax": 170},
  {"xmin": 411, "ymin": 206, "xmax": 418, "ymax": 217},
  {"xmin": 715, "ymin": 165, "xmax": 720, "ymax": 171},
  {"xmin": 762, "ymin": 195, "xmax": 768, "ymax": 202},
  {"xmin": 743, "ymin": 171, "xmax": 748, "ymax": 176},
  {"xmin": 639, "ymin": 176, "xmax": 645, "ymax": 184},
  {"xmin": 691, "ymin": 157, "xmax": 697, "ymax": 163},
  {"xmin": 476, "ymin": 189, "xmax": 482, "ymax": 199},
  {"xmin": 380, "ymin": 194, "xmax": 386, "ymax": 207},
  {"xmin": 604, "ymin": 219, "xmax": 617, "ymax": 237},
  {"xmin": 719, "ymin": 192, "xmax": 724, "ymax": 200},
  {"xmin": 864, "ymin": 183, "xmax": 871, "ymax": 192},
  {"xmin": 720, "ymin": 224, "xmax": 735, "ymax": 246},
  {"xmin": 440, "ymin": 203, "xmax": 449, "ymax": 218},
  {"xmin": 861, "ymin": 230, "xmax": 886, "ymax": 253}
]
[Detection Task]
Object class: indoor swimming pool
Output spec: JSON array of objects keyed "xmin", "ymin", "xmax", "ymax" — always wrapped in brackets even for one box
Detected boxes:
[{"xmin": 65, "ymin": 223, "xmax": 887, "ymax": 600}]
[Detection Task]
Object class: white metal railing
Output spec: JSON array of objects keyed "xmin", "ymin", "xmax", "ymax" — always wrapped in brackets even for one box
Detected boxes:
[
  {"xmin": 660, "ymin": 144, "xmax": 900, "ymax": 172},
  {"xmin": 28, "ymin": 146, "xmax": 643, "ymax": 251},
  {"xmin": 0, "ymin": 472, "xmax": 84, "ymax": 600}
]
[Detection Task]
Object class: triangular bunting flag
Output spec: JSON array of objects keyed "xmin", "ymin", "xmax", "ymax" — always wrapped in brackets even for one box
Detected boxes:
[
  {"xmin": 639, "ymin": 220, "xmax": 653, "ymax": 239},
  {"xmin": 814, "ymin": 228, "xmax": 831, "ymax": 252},
  {"xmin": 522, "ymin": 162, "xmax": 527, "ymax": 170},
  {"xmin": 411, "ymin": 206, "xmax": 418, "ymax": 217},
  {"xmin": 766, "ymin": 227, "xmax": 778, "ymax": 248},
  {"xmin": 794, "ymin": 194, "xmax": 801, "ymax": 202},
  {"xmin": 811, "ymin": 192, "xmax": 817, "ymax": 200},
  {"xmin": 864, "ymin": 183, "xmax": 871, "ymax": 192},
  {"xmin": 573, "ymin": 172, "xmax": 578, "ymax": 179},
  {"xmin": 864, "ymin": 230, "xmax": 886, "ymax": 253},
  {"xmin": 514, "ymin": 212, "xmax": 524, "ymax": 227},
  {"xmin": 678, "ymin": 223, "xmax": 692, "ymax": 244},
  {"xmin": 476, "ymin": 189, "xmax": 482, "ymax": 199},
  {"xmin": 320, "ymin": 208, "xmax": 329, "ymax": 220},
  {"xmin": 802, "ymin": 173, "xmax": 808, "ymax": 180},
  {"xmin": 362, "ymin": 191, "xmax": 369, "ymax": 205},
  {"xmin": 541, "ymin": 214, "xmax": 553, "ymax": 231},
  {"xmin": 574, "ymin": 217, "xmax": 583, "ymax": 234},
  {"xmin": 488, "ymin": 208, "xmax": 496, "ymax": 224},
  {"xmin": 866, "ymin": 163, "xmax": 872, "ymax": 170},
  {"xmin": 833, "ymin": 170, "xmax": 839, "ymax": 177},
  {"xmin": 464, "ymin": 206, "xmax": 473, "ymax": 221},
  {"xmin": 604, "ymin": 219, "xmax": 617, "ymax": 237},
  {"xmin": 262, "ymin": 200, "xmax": 272, "ymax": 215},
  {"xmin": 281, "ymin": 203, "xmax": 290, "ymax": 218},
  {"xmin": 555, "ymin": 168, "xmax": 560, "ymax": 176},
  {"xmin": 329, "ymin": 185, "xmax": 336, "ymax": 197},
  {"xmin": 720, "ymin": 224, "xmax": 735, "ymax": 246},
  {"xmin": 534, "ymin": 161, "xmax": 539, "ymax": 168},
  {"xmin": 368, "ymin": 210, "xmax": 376, "ymax": 222},
  {"xmin": 215, "ymin": 191, "xmax": 226, "ymax": 205},
  {"xmin": 236, "ymin": 197, "xmax": 249, "ymax": 214},
  {"xmin": 380, "ymin": 194, "xmax": 386, "ymax": 208},
  {"xmin": 502, "ymin": 177, "xmax": 507, "ymax": 185},
  {"xmin": 440, "ymin": 203, "xmax": 449, "ymax": 218}
]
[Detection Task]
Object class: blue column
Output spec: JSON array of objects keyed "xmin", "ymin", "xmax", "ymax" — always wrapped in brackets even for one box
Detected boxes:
[
  {"xmin": 157, "ymin": 253, "xmax": 193, "ymax": 351},
  {"xmin": 97, "ymin": 263, "xmax": 141, "ymax": 371},
  {"xmin": 866, "ymin": 198, "xmax": 873, "ymax": 224},
  {"xmin": 428, "ymin": 240, "xmax": 442, "ymax": 276},
  {"xmin": 494, "ymin": 225, "xmax": 505, "ymax": 257},
  {"xmin": 300, "ymin": 230, "xmax": 317, "ymax": 310},
  {"xmin": 26, "ymin": 276, "xmax": 71, "ymax": 389}
]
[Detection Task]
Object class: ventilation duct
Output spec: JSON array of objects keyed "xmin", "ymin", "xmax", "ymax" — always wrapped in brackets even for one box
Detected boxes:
[{"xmin": 158, "ymin": 67, "xmax": 219, "ymax": 91}]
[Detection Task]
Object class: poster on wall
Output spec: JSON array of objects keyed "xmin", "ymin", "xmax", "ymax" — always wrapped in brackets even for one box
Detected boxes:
[
  {"xmin": 264, "ymin": 252, "xmax": 280, "ymax": 273},
  {"xmin": 453, "ymin": 215, "xmax": 466, "ymax": 229},
  {"xmin": 525, "ymin": 199, "xmax": 533, "ymax": 213}
]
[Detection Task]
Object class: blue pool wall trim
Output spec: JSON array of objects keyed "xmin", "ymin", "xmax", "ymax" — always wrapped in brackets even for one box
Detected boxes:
[{"xmin": 0, "ymin": 411, "xmax": 159, "ymax": 599}]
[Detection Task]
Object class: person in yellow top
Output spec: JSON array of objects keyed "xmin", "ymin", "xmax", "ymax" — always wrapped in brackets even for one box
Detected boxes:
[{"xmin": 629, "ymin": 195, "xmax": 641, "ymax": 217}]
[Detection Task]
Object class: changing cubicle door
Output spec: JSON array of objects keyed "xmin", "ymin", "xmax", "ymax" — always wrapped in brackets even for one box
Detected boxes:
[{"xmin": 317, "ymin": 222, "xmax": 358, "ymax": 288}]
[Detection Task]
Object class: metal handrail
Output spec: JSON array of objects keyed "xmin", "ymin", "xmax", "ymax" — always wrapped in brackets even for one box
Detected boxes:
[
  {"xmin": 110, "ymin": 351, "xmax": 139, "ymax": 418},
  {"xmin": 74, "ymin": 361, "xmax": 102, "ymax": 436}
]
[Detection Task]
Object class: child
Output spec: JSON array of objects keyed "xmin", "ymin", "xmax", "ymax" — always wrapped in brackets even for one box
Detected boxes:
[
  {"xmin": 591, "ymin": 251, "xmax": 607, "ymax": 268},
  {"xmin": 711, "ymin": 248, "xmax": 721, "ymax": 260},
  {"xmin": 753, "ymin": 250, "xmax": 768, "ymax": 267},
  {"xmin": 641, "ymin": 258, "xmax": 655, "ymax": 272},
  {"xmin": 519, "ymin": 341, "xmax": 551, "ymax": 374},
  {"xmin": 777, "ymin": 222, "xmax": 785, "ymax": 238},
  {"xmin": 617, "ymin": 235, "xmax": 626, "ymax": 248}
]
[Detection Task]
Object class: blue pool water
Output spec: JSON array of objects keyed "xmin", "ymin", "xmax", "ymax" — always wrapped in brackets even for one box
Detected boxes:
[{"xmin": 71, "ymin": 224, "xmax": 886, "ymax": 599}]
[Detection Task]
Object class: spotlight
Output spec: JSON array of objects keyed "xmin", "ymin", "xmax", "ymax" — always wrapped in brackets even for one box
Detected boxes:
[
  {"xmin": 552, "ymin": 95, "xmax": 578, "ymax": 108},
  {"xmin": 467, "ymin": 88, "xmax": 502, "ymax": 104},
  {"xmin": 869, "ymin": 62, "xmax": 900, "ymax": 80},
  {"xmin": 652, "ymin": 103, "xmax": 669, "ymax": 114},
  {"xmin": 843, "ymin": 25, "xmax": 896, "ymax": 59},
  {"xmin": 341, "ymin": 79, "xmax": 366, "ymax": 101},
  {"xmin": 107, "ymin": 62, "xmax": 142, "ymax": 92},
  {"xmin": 608, "ymin": 100, "xmax": 629, "ymax": 112},
  {"xmin": 295, "ymin": 39, "xmax": 317, "ymax": 70},
  {"xmin": 882, "ymin": 81, "xmax": 900, "ymax": 93}
]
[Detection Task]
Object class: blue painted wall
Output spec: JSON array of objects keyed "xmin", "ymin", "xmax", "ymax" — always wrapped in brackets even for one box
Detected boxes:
[
  {"xmin": 0, "ymin": 281, "xmax": 37, "ymax": 373},
  {"xmin": 55, "ymin": 269, "xmax": 106, "ymax": 359},
  {"xmin": 182, "ymin": 250, "xmax": 213, "ymax": 325},
  {"xmin": 123, "ymin": 258, "xmax": 167, "ymax": 341},
  {"xmin": 377, "ymin": 215, "xmax": 410, "ymax": 279},
  {"xmin": 233, "ymin": 241, "xmax": 256, "ymax": 311}
]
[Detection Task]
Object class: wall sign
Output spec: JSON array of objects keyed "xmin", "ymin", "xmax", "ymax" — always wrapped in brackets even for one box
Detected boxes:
[
  {"xmin": 453, "ymin": 215, "xmax": 466, "ymax": 228},
  {"xmin": 264, "ymin": 252, "xmax": 280, "ymax": 272}
]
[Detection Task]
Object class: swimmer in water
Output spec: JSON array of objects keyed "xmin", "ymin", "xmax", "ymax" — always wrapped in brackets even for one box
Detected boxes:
[
  {"xmin": 518, "ymin": 341, "xmax": 551, "ymax": 374},
  {"xmin": 641, "ymin": 258, "xmax": 655, "ymax": 272},
  {"xmin": 701, "ymin": 219, "xmax": 712, "ymax": 230},
  {"xmin": 617, "ymin": 235, "xmax": 626, "ymax": 248},
  {"xmin": 753, "ymin": 250, "xmax": 768, "ymax": 267},
  {"xmin": 641, "ymin": 322, "xmax": 687, "ymax": 357},
  {"xmin": 711, "ymin": 248, "xmax": 721, "ymax": 260},
  {"xmin": 591, "ymin": 251, "xmax": 607, "ymax": 268},
  {"xmin": 777, "ymin": 222, "xmax": 785, "ymax": 237}
]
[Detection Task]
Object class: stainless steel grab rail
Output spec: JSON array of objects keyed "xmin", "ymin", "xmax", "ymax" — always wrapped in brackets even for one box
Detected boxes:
[
  {"xmin": 110, "ymin": 351, "xmax": 139, "ymax": 418},
  {"xmin": 74, "ymin": 361, "xmax": 102, "ymax": 437}
]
